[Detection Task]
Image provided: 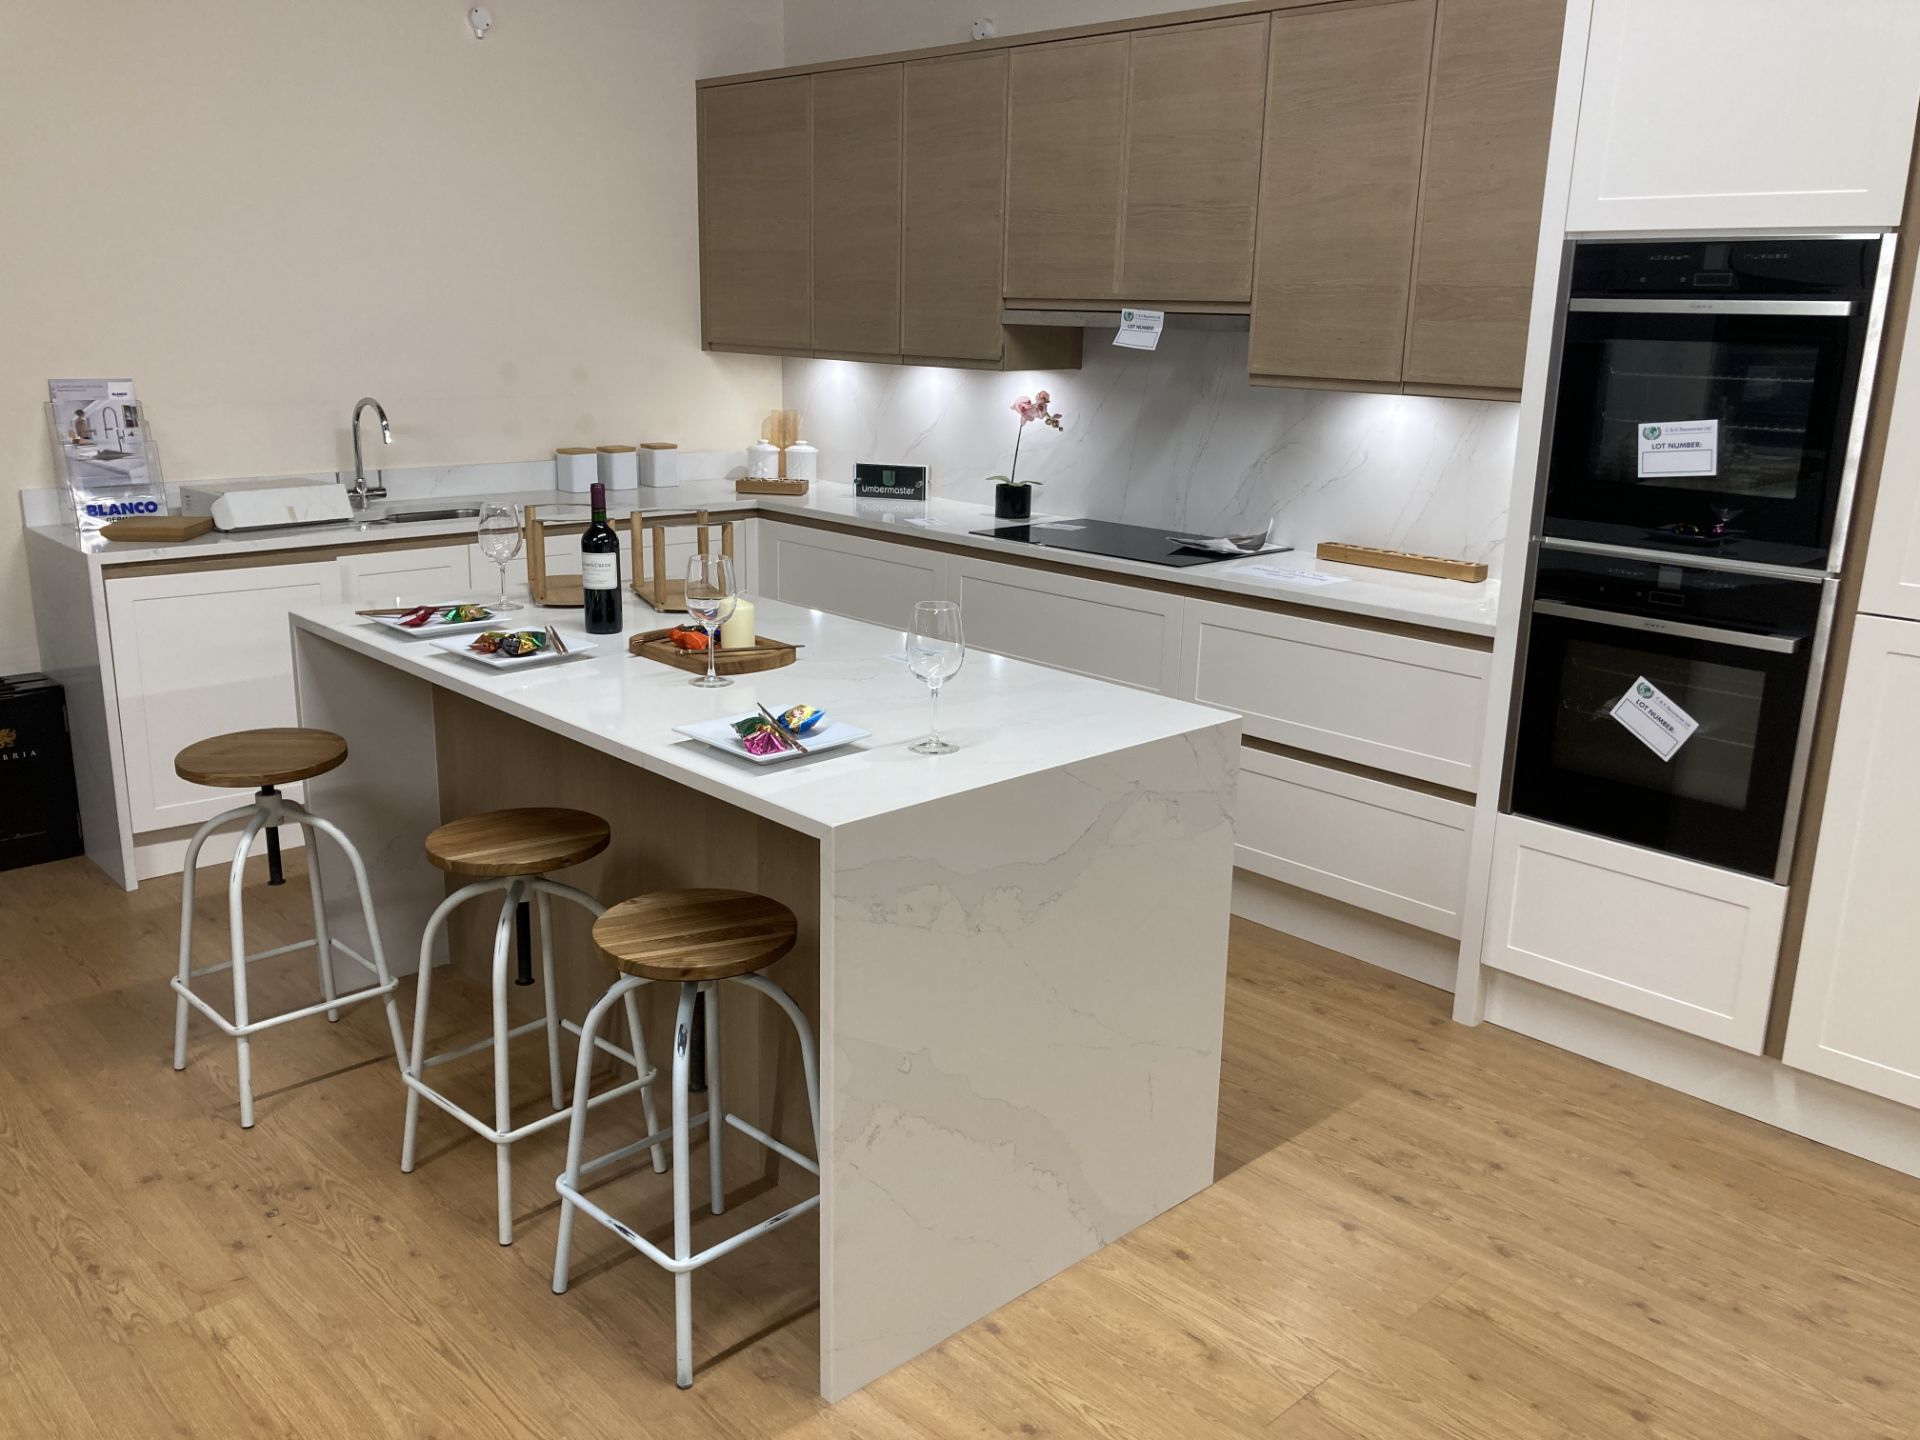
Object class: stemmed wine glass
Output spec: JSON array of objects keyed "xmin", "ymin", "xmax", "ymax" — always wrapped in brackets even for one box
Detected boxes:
[
  {"xmin": 907, "ymin": 600, "xmax": 965, "ymax": 755},
  {"xmin": 685, "ymin": 553, "xmax": 738, "ymax": 688},
  {"xmin": 476, "ymin": 503, "xmax": 523, "ymax": 614}
]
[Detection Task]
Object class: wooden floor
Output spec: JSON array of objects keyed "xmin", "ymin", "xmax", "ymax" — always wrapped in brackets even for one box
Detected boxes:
[{"xmin": 7, "ymin": 855, "xmax": 1920, "ymax": 1439}]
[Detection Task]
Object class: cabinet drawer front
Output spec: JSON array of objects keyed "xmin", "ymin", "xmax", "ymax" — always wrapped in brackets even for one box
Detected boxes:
[
  {"xmin": 1785, "ymin": 619, "xmax": 1920, "ymax": 1105},
  {"xmin": 1237, "ymin": 748, "xmax": 1471, "ymax": 936},
  {"xmin": 1182, "ymin": 600, "xmax": 1489, "ymax": 788},
  {"xmin": 339, "ymin": 545, "xmax": 473, "ymax": 607},
  {"xmin": 950, "ymin": 558, "xmax": 1180, "ymax": 692},
  {"xmin": 763, "ymin": 524, "xmax": 943, "ymax": 629},
  {"xmin": 106, "ymin": 563, "xmax": 341, "ymax": 832},
  {"xmin": 1485, "ymin": 814, "xmax": 1784, "ymax": 1053}
]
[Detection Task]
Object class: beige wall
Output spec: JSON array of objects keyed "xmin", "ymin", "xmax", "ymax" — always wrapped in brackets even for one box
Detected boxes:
[
  {"xmin": 781, "ymin": 0, "xmax": 1227, "ymax": 65},
  {"xmin": 0, "ymin": 0, "xmax": 784, "ymax": 673}
]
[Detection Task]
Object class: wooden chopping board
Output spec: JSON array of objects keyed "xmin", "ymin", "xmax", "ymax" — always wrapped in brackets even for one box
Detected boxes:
[{"xmin": 99, "ymin": 515, "xmax": 214, "ymax": 542}]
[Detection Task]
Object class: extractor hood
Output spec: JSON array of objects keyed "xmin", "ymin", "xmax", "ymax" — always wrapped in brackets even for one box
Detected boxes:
[{"xmin": 1000, "ymin": 306, "xmax": 1250, "ymax": 332}]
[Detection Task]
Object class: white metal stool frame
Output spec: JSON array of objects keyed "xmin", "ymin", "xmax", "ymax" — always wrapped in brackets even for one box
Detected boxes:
[
  {"xmin": 400, "ymin": 876, "xmax": 669, "ymax": 1246},
  {"xmin": 172, "ymin": 787, "xmax": 408, "ymax": 1130},
  {"xmin": 552, "ymin": 971, "xmax": 822, "ymax": 1389}
]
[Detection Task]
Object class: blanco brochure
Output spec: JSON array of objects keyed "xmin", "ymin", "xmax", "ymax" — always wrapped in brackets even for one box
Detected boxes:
[
  {"xmin": 1610, "ymin": 676, "xmax": 1699, "ymax": 762},
  {"xmin": 1636, "ymin": 418, "xmax": 1719, "ymax": 479},
  {"xmin": 48, "ymin": 377, "xmax": 165, "ymax": 529},
  {"xmin": 1113, "ymin": 308, "xmax": 1165, "ymax": 351}
]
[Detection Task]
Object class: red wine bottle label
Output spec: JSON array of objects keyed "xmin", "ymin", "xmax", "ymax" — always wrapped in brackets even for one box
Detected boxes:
[{"xmin": 581, "ymin": 554, "xmax": 618, "ymax": 590}]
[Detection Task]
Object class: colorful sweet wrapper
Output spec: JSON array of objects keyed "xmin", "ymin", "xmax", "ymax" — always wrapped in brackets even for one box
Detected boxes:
[
  {"xmin": 780, "ymin": 704, "xmax": 826, "ymax": 735},
  {"xmin": 469, "ymin": 629, "xmax": 548, "ymax": 656}
]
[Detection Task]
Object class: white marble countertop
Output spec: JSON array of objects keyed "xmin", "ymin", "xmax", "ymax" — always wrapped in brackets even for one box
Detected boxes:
[
  {"xmin": 291, "ymin": 596, "xmax": 1238, "ymax": 840},
  {"xmin": 31, "ymin": 474, "xmax": 1500, "ymax": 636}
]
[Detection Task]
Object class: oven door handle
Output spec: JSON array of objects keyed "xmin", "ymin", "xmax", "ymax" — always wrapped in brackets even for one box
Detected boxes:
[
  {"xmin": 1532, "ymin": 599, "xmax": 1801, "ymax": 654},
  {"xmin": 1567, "ymin": 297, "xmax": 1854, "ymax": 317}
]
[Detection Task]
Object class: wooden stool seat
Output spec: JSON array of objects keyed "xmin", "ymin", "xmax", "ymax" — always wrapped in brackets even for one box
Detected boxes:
[
  {"xmin": 424, "ymin": 807, "xmax": 611, "ymax": 877},
  {"xmin": 175, "ymin": 728, "xmax": 348, "ymax": 788},
  {"xmin": 593, "ymin": 888, "xmax": 798, "ymax": 982}
]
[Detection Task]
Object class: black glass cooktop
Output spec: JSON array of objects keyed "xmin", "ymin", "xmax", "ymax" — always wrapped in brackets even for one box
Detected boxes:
[{"xmin": 975, "ymin": 518, "xmax": 1286, "ymax": 568}]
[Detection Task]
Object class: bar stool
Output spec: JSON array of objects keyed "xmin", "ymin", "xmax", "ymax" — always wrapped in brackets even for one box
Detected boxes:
[
  {"xmin": 552, "ymin": 888, "xmax": 821, "ymax": 1389},
  {"xmin": 172, "ymin": 727, "xmax": 407, "ymax": 1129},
  {"xmin": 400, "ymin": 807, "xmax": 667, "ymax": 1246}
]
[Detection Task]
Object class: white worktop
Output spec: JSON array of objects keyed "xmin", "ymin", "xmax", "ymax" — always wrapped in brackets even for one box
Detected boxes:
[
  {"xmin": 31, "ymin": 472, "xmax": 1499, "ymax": 636},
  {"xmin": 291, "ymin": 595, "xmax": 1238, "ymax": 840}
]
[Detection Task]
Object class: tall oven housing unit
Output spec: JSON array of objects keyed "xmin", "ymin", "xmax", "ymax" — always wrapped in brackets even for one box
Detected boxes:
[{"xmin": 1485, "ymin": 236, "xmax": 1894, "ymax": 1053}]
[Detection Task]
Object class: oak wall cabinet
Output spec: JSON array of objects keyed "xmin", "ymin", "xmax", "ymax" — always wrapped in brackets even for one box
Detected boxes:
[
  {"xmin": 698, "ymin": 76, "xmax": 813, "ymax": 354},
  {"xmin": 902, "ymin": 51, "xmax": 1009, "ymax": 363},
  {"xmin": 811, "ymin": 64, "xmax": 904, "ymax": 360},
  {"xmin": 1004, "ymin": 34, "xmax": 1130, "ymax": 302},
  {"xmin": 1402, "ymin": 0, "xmax": 1565, "ymax": 396},
  {"xmin": 1248, "ymin": 0, "xmax": 1435, "ymax": 390}
]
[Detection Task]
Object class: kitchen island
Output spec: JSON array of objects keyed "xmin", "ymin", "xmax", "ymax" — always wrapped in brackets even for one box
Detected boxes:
[{"xmin": 287, "ymin": 596, "xmax": 1238, "ymax": 1401}]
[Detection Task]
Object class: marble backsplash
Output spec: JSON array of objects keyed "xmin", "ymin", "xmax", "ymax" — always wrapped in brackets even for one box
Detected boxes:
[{"xmin": 784, "ymin": 329, "xmax": 1521, "ymax": 575}]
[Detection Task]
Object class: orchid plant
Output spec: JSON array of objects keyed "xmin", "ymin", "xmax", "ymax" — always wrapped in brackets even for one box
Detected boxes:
[{"xmin": 989, "ymin": 389, "xmax": 1064, "ymax": 487}]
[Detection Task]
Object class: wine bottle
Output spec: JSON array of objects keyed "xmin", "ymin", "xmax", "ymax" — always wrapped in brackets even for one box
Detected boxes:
[{"xmin": 581, "ymin": 481, "xmax": 622, "ymax": 635}]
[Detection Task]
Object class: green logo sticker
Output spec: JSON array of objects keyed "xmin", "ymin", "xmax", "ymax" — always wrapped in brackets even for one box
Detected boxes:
[
  {"xmin": 1638, "ymin": 681, "xmax": 1654, "ymax": 698},
  {"xmin": 1123, "ymin": 310, "xmax": 1135, "ymax": 323},
  {"xmin": 1643, "ymin": 425, "xmax": 1661, "ymax": 441}
]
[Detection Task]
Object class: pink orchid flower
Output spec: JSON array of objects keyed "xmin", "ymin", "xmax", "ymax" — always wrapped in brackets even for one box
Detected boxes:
[{"xmin": 998, "ymin": 389, "xmax": 1064, "ymax": 486}]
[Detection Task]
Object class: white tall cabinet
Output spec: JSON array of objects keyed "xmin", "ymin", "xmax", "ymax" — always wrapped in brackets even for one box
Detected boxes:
[{"xmin": 1566, "ymin": 0, "xmax": 1920, "ymax": 233}]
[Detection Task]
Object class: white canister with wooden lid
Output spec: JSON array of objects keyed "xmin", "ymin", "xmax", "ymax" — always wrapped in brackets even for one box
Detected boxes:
[
  {"xmin": 638, "ymin": 442, "xmax": 680, "ymax": 488},
  {"xmin": 596, "ymin": 444, "xmax": 639, "ymax": 490},
  {"xmin": 555, "ymin": 446, "xmax": 597, "ymax": 494}
]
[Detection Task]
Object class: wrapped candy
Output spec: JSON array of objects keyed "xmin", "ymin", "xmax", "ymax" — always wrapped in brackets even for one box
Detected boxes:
[
  {"xmin": 402, "ymin": 602, "xmax": 492, "ymax": 628},
  {"xmin": 779, "ymin": 704, "xmax": 826, "ymax": 735},
  {"xmin": 469, "ymin": 630, "xmax": 547, "ymax": 657},
  {"xmin": 740, "ymin": 728, "xmax": 793, "ymax": 757}
]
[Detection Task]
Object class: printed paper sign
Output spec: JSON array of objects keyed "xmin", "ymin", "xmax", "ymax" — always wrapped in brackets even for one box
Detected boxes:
[
  {"xmin": 1637, "ymin": 419, "xmax": 1719, "ymax": 479},
  {"xmin": 1113, "ymin": 308, "xmax": 1165, "ymax": 351},
  {"xmin": 1236, "ymin": 564, "xmax": 1349, "ymax": 588},
  {"xmin": 1610, "ymin": 676, "xmax": 1699, "ymax": 762}
]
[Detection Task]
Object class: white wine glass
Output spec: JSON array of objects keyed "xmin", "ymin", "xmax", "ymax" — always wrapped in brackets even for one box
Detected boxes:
[
  {"xmin": 685, "ymin": 553, "xmax": 738, "ymax": 689},
  {"xmin": 476, "ymin": 503, "xmax": 523, "ymax": 614},
  {"xmin": 907, "ymin": 600, "xmax": 965, "ymax": 755}
]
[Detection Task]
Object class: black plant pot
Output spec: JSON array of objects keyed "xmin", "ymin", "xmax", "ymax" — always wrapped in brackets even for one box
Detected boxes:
[{"xmin": 994, "ymin": 482, "xmax": 1033, "ymax": 520}]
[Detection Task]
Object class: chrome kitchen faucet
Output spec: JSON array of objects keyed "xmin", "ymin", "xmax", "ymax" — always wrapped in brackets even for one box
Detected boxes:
[{"xmin": 349, "ymin": 396, "xmax": 393, "ymax": 509}]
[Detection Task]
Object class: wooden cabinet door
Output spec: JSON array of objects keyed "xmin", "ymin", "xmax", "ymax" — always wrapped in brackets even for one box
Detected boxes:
[
  {"xmin": 1402, "ymin": 0, "xmax": 1564, "ymax": 395},
  {"xmin": 812, "ymin": 64, "xmax": 903, "ymax": 358},
  {"xmin": 1118, "ymin": 15, "xmax": 1269, "ymax": 303},
  {"xmin": 902, "ymin": 51, "xmax": 1008, "ymax": 362},
  {"xmin": 1004, "ymin": 35, "xmax": 1128, "ymax": 302},
  {"xmin": 1785, "ymin": 617, "xmax": 1920, "ymax": 1104},
  {"xmin": 698, "ymin": 77, "xmax": 812, "ymax": 352},
  {"xmin": 1248, "ymin": 0, "xmax": 1434, "ymax": 386}
]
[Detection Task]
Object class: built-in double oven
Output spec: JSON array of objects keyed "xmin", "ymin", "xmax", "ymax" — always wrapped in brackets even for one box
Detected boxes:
[{"xmin": 1507, "ymin": 236, "xmax": 1893, "ymax": 881}]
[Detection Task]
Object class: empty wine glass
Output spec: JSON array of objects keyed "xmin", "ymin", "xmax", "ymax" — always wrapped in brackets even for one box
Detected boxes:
[
  {"xmin": 685, "ymin": 553, "xmax": 738, "ymax": 688},
  {"xmin": 907, "ymin": 600, "xmax": 965, "ymax": 755},
  {"xmin": 476, "ymin": 503, "xmax": 523, "ymax": 613}
]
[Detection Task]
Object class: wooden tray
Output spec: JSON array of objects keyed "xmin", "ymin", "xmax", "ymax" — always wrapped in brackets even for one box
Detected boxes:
[
  {"xmin": 628, "ymin": 628, "xmax": 798, "ymax": 675},
  {"xmin": 1315, "ymin": 541, "xmax": 1488, "ymax": 583},
  {"xmin": 735, "ymin": 477, "xmax": 810, "ymax": 496},
  {"xmin": 99, "ymin": 514, "xmax": 213, "ymax": 542}
]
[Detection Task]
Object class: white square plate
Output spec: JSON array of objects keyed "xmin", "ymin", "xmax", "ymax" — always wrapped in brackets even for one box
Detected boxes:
[
  {"xmin": 431, "ymin": 627, "xmax": 597, "ymax": 669},
  {"xmin": 368, "ymin": 606, "xmax": 502, "ymax": 638},
  {"xmin": 673, "ymin": 713, "xmax": 871, "ymax": 765}
]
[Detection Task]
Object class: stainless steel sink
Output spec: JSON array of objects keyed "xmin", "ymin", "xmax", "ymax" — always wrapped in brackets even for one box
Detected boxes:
[{"xmin": 368, "ymin": 506, "xmax": 482, "ymax": 525}]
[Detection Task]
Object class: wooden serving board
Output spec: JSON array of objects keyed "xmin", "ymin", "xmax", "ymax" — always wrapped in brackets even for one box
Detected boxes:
[
  {"xmin": 628, "ymin": 628, "xmax": 798, "ymax": 675},
  {"xmin": 99, "ymin": 515, "xmax": 214, "ymax": 542},
  {"xmin": 1315, "ymin": 542, "xmax": 1489, "ymax": 583},
  {"xmin": 735, "ymin": 478, "xmax": 810, "ymax": 496}
]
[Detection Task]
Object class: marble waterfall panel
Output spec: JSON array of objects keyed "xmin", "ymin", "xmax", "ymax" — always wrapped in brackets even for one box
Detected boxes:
[
  {"xmin": 818, "ymin": 720, "xmax": 1239, "ymax": 1399},
  {"xmin": 785, "ymin": 330, "xmax": 1519, "ymax": 575}
]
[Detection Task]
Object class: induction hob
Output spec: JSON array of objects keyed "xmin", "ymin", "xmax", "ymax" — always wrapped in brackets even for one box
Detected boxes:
[{"xmin": 974, "ymin": 518, "xmax": 1288, "ymax": 568}]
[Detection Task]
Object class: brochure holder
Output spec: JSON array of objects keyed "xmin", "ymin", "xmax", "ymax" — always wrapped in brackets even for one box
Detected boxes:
[{"xmin": 45, "ymin": 400, "xmax": 168, "ymax": 532}]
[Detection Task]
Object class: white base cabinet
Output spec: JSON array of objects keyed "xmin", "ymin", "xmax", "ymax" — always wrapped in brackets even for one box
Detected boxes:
[
  {"xmin": 1785, "ymin": 617, "xmax": 1920, "ymax": 1104},
  {"xmin": 1566, "ymin": 0, "xmax": 1920, "ymax": 233},
  {"xmin": 1181, "ymin": 598, "xmax": 1490, "ymax": 790},
  {"xmin": 1236, "ymin": 747, "xmax": 1473, "ymax": 937},
  {"xmin": 339, "ymin": 545, "xmax": 473, "ymax": 608},
  {"xmin": 107, "ymin": 561, "xmax": 343, "ymax": 833},
  {"xmin": 1483, "ymin": 814, "xmax": 1785, "ymax": 1053},
  {"xmin": 761, "ymin": 521, "xmax": 946, "ymax": 631},
  {"xmin": 949, "ymin": 555, "xmax": 1184, "ymax": 693}
]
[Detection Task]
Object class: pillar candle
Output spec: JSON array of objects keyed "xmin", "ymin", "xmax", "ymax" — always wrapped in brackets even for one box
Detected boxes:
[{"xmin": 720, "ymin": 596, "xmax": 756, "ymax": 650}]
